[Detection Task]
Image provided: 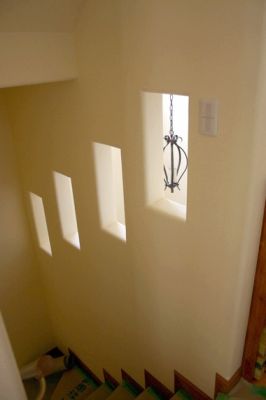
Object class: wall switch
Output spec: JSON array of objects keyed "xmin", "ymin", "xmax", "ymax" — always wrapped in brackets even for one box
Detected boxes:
[{"xmin": 199, "ymin": 99, "xmax": 218, "ymax": 136}]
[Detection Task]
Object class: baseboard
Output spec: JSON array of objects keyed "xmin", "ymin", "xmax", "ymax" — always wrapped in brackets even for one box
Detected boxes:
[
  {"xmin": 144, "ymin": 370, "xmax": 174, "ymax": 399},
  {"xmin": 68, "ymin": 348, "xmax": 102, "ymax": 385},
  {"xmin": 214, "ymin": 367, "xmax": 241, "ymax": 398},
  {"xmin": 174, "ymin": 370, "xmax": 211, "ymax": 400},
  {"xmin": 103, "ymin": 369, "xmax": 120, "ymax": 389},
  {"xmin": 69, "ymin": 349, "xmax": 233, "ymax": 400},
  {"xmin": 121, "ymin": 369, "xmax": 144, "ymax": 395}
]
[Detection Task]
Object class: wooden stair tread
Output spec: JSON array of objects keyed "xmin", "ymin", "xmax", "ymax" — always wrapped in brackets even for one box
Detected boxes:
[
  {"xmin": 171, "ymin": 391, "xmax": 194, "ymax": 400},
  {"xmin": 51, "ymin": 367, "xmax": 98, "ymax": 400},
  {"xmin": 84, "ymin": 383, "xmax": 114, "ymax": 400},
  {"xmin": 135, "ymin": 388, "xmax": 160, "ymax": 400},
  {"xmin": 226, "ymin": 397, "xmax": 264, "ymax": 400},
  {"xmin": 106, "ymin": 385, "xmax": 138, "ymax": 400},
  {"xmin": 136, "ymin": 388, "xmax": 193, "ymax": 400}
]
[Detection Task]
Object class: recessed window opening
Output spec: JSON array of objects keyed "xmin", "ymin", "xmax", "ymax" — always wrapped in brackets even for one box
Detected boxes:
[
  {"xmin": 93, "ymin": 143, "xmax": 126, "ymax": 241},
  {"xmin": 53, "ymin": 171, "xmax": 80, "ymax": 249},
  {"xmin": 163, "ymin": 94, "xmax": 189, "ymax": 207},
  {"xmin": 143, "ymin": 92, "xmax": 189, "ymax": 220},
  {"xmin": 29, "ymin": 192, "xmax": 52, "ymax": 255}
]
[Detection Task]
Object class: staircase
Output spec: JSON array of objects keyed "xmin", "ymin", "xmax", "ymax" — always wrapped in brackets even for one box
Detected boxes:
[
  {"xmin": 25, "ymin": 351, "xmax": 266, "ymax": 400},
  {"xmin": 48, "ymin": 363, "xmax": 194, "ymax": 400}
]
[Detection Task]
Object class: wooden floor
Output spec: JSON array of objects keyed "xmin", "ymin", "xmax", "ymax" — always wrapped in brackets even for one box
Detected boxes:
[{"xmin": 230, "ymin": 378, "xmax": 264, "ymax": 399}]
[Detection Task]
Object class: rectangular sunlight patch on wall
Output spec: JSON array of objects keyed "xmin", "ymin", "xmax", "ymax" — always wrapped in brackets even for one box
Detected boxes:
[
  {"xmin": 53, "ymin": 171, "xmax": 80, "ymax": 249},
  {"xmin": 29, "ymin": 192, "xmax": 52, "ymax": 255},
  {"xmin": 93, "ymin": 142, "xmax": 126, "ymax": 241}
]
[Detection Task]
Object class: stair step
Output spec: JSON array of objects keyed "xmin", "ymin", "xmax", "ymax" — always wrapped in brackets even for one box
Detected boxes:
[
  {"xmin": 134, "ymin": 387, "xmax": 194, "ymax": 400},
  {"xmin": 135, "ymin": 388, "xmax": 161, "ymax": 400},
  {"xmin": 51, "ymin": 366, "xmax": 99, "ymax": 400},
  {"xmin": 172, "ymin": 390, "xmax": 194, "ymax": 400},
  {"xmin": 84, "ymin": 383, "xmax": 114, "ymax": 400},
  {"xmin": 217, "ymin": 397, "xmax": 264, "ymax": 400},
  {"xmin": 135, "ymin": 388, "xmax": 157, "ymax": 400},
  {"xmin": 106, "ymin": 384, "xmax": 138, "ymax": 400},
  {"xmin": 217, "ymin": 395, "xmax": 265, "ymax": 400},
  {"xmin": 224, "ymin": 378, "xmax": 266, "ymax": 400}
]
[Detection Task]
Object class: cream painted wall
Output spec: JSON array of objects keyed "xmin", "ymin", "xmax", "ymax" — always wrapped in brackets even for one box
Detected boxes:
[
  {"xmin": 3, "ymin": 0, "xmax": 266, "ymax": 396},
  {"xmin": 227, "ymin": 2, "xmax": 266, "ymax": 375},
  {"xmin": 0, "ymin": 93, "xmax": 54, "ymax": 366},
  {"xmin": 0, "ymin": 0, "xmax": 85, "ymax": 32},
  {"xmin": 0, "ymin": 33, "xmax": 78, "ymax": 88}
]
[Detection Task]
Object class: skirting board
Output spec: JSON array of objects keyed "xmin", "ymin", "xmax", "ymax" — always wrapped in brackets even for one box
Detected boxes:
[
  {"xmin": 174, "ymin": 370, "xmax": 211, "ymax": 400},
  {"xmin": 144, "ymin": 370, "xmax": 174, "ymax": 399},
  {"xmin": 121, "ymin": 369, "xmax": 144, "ymax": 395},
  {"xmin": 68, "ymin": 348, "xmax": 102, "ymax": 385},
  {"xmin": 103, "ymin": 369, "xmax": 120, "ymax": 389},
  {"xmin": 214, "ymin": 367, "xmax": 242, "ymax": 398}
]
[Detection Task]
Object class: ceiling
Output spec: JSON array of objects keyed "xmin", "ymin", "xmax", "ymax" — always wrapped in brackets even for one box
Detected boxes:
[{"xmin": 0, "ymin": 0, "xmax": 86, "ymax": 32}]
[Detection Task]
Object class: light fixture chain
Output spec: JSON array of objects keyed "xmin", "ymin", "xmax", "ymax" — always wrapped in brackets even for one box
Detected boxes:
[{"xmin": 169, "ymin": 94, "xmax": 174, "ymax": 134}]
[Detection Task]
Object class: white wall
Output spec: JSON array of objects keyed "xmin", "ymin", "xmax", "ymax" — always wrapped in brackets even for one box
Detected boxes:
[
  {"xmin": 3, "ymin": 0, "xmax": 266, "ymax": 396},
  {"xmin": 227, "ymin": 2, "xmax": 266, "ymax": 375},
  {"xmin": 0, "ymin": 33, "xmax": 78, "ymax": 88},
  {"xmin": 0, "ymin": 93, "xmax": 54, "ymax": 366}
]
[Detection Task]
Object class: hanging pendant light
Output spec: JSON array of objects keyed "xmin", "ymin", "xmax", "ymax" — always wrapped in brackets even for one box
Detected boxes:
[{"xmin": 163, "ymin": 94, "xmax": 188, "ymax": 193}]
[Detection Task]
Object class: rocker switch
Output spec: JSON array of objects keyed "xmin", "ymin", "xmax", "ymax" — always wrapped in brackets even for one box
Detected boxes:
[{"xmin": 199, "ymin": 99, "xmax": 218, "ymax": 136}]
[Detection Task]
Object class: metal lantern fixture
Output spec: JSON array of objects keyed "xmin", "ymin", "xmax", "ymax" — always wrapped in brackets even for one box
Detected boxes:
[{"xmin": 163, "ymin": 94, "xmax": 188, "ymax": 193}]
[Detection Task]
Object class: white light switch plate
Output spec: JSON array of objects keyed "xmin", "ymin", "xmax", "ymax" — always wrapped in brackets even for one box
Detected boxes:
[{"xmin": 199, "ymin": 99, "xmax": 218, "ymax": 136}]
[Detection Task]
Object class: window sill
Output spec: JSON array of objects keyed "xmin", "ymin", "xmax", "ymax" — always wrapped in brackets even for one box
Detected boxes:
[{"xmin": 150, "ymin": 198, "xmax": 186, "ymax": 221}]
